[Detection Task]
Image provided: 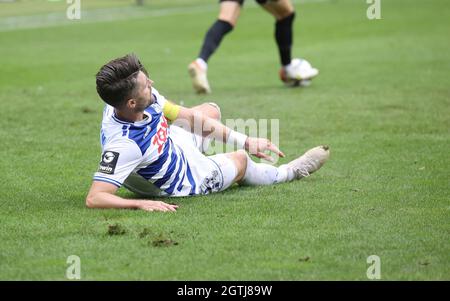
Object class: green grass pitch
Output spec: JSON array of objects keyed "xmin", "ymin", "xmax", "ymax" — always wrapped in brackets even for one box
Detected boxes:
[{"xmin": 0, "ymin": 0, "xmax": 449, "ymax": 280}]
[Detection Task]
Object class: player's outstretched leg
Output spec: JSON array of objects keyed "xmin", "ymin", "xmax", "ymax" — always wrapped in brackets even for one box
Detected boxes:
[
  {"xmin": 226, "ymin": 145, "xmax": 330, "ymax": 187},
  {"xmin": 188, "ymin": 1, "xmax": 241, "ymax": 94}
]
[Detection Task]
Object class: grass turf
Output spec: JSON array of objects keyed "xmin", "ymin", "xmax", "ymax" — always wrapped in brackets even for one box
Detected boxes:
[{"xmin": 0, "ymin": 0, "xmax": 449, "ymax": 280}]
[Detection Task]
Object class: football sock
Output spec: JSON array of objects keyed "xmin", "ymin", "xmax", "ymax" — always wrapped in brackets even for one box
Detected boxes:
[
  {"xmin": 240, "ymin": 154, "xmax": 295, "ymax": 186},
  {"xmin": 199, "ymin": 20, "xmax": 233, "ymax": 62},
  {"xmin": 195, "ymin": 58, "xmax": 208, "ymax": 70},
  {"xmin": 275, "ymin": 12, "xmax": 295, "ymax": 66}
]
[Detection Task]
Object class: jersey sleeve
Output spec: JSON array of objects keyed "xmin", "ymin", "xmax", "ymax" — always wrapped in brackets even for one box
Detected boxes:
[{"xmin": 93, "ymin": 140, "xmax": 142, "ymax": 188}]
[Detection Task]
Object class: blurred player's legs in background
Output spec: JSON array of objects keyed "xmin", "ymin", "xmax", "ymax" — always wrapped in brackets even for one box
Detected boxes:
[
  {"xmin": 262, "ymin": 0, "xmax": 319, "ymax": 86},
  {"xmin": 188, "ymin": 0, "xmax": 241, "ymax": 94},
  {"xmin": 188, "ymin": 0, "xmax": 318, "ymax": 94},
  {"xmin": 260, "ymin": 0, "xmax": 296, "ymax": 67}
]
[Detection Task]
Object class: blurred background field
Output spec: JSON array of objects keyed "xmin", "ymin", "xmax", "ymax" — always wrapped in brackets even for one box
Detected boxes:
[{"xmin": 0, "ymin": 0, "xmax": 219, "ymax": 17}]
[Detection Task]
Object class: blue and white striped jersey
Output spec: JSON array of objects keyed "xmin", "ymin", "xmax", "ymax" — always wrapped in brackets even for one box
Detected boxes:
[{"xmin": 93, "ymin": 88, "xmax": 198, "ymax": 196}]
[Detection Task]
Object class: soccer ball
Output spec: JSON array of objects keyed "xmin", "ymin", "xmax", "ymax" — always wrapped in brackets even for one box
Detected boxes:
[{"xmin": 279, "ymin": 58, "xmax": 316, "ymax": 87}]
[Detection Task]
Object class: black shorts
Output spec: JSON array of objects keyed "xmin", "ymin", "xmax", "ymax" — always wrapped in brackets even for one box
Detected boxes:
[{"xmin": 219, "ymin": 0, "xmax": 278, "ymax": 6}]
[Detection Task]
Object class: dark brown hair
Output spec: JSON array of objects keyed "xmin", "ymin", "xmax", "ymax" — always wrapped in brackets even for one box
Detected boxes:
[{"xmin": 95, "ymin": 54, "xmax": 148, "ymax": 108}]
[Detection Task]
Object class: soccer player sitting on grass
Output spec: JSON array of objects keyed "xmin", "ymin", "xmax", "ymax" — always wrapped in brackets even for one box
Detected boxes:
[{"xmin": 86, "ymin": 54, "xmax": 329, "ymax": 212}]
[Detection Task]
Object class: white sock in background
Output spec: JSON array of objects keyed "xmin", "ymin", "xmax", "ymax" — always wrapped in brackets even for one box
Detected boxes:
[{"xmin": 196, "ymin": 58, "xmax": 208, "ymax": 70}]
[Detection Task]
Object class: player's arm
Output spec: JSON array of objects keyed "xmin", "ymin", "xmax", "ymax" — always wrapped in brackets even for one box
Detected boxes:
[
  {"xmin": 86, "ymin": 181, "xmax": 178, "ymax": 212},
  {"xmin": 87, "ymin": 140, "xmax": 177, "ymax": 212},
  {"xmin": 163, "ymin": 101, "xmax": 285, "ymax": 161}
]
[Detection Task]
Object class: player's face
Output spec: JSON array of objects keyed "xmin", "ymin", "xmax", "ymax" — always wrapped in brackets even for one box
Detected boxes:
[{"xmin": 133, "ymin": 71, "xmax": 154, "ymax": 110}]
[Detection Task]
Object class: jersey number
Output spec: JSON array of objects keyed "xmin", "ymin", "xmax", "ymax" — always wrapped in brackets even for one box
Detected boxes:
[{"xmin": 152, "ymin": 117, "xmax": 169, "ymax": 154}]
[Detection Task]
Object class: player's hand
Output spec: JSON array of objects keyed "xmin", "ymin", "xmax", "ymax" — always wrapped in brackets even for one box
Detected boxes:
[
  {"xmin": 137, "ymin": 200, "xmax": 178, "ymax": 212},
  {"xmin": 245, "ymin": 137, "xmax": 285, "ymax": 162}
]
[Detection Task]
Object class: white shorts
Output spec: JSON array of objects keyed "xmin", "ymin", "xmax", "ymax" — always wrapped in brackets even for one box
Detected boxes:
[{"xmin": 169, "ymin": 125, "xmax": 237, "ymax": 195}]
